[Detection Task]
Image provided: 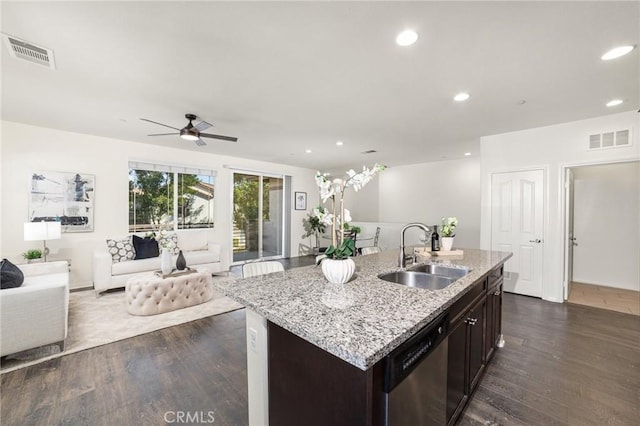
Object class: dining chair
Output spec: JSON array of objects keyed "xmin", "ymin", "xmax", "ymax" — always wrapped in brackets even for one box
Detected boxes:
[{"xmin": 242, "ymin": 260, "xmax": 285, "ymax": 278}]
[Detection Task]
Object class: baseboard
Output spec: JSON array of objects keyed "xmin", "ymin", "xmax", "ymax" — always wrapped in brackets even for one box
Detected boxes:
[{"xmin": 572, "ymin": 278, "xmax": 639, "ymax": 292}]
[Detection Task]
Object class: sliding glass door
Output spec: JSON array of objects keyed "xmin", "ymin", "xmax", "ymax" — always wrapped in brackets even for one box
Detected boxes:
[{"xmin": 232, "ymin": 172, "xmax": 284, "ymax": 263}]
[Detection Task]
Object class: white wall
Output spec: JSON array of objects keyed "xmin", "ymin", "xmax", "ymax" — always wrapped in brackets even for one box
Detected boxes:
[
  {"xmin": 1, "ymin": 121, "xmax": 317, "ymax": 289},
  {"xmin": 480, "ymin": 110, "xmax": 640, "ymax": 302},
  {"xmin": 377, "ymin": 158, "xmax": 482, "ymax": 249},
  {"xmin": 572, "ymin": 162, "xmax": 640, "ymax": 291}
]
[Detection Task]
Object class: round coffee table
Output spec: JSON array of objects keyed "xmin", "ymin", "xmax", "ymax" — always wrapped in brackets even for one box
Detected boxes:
[{"xmin": 125, "ymin": 269, "xmax": 214, "ymax": 316}]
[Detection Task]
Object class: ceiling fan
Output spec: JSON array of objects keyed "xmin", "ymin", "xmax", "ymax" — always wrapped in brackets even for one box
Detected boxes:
[{"xmin": 140, "ymin": 113, "xmax": 238, "ymax": 146}]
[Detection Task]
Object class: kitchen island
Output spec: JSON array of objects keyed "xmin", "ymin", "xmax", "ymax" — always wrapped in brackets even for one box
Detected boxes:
[{"xmin": 215, "ymin": 248, "xmax": 511, "ymax": 426}]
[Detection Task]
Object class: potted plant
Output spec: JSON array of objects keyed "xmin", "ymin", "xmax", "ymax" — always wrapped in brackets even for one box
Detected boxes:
[
  {"xmin": 302, "ymin": 207, "xmax": 330, "ymax": 254},
  {"xmin": 23, "ymin": 248, "xmax": 43, "ymax": 263},
  {"xmin": 316, "ymin": 238, "xmax": 356, "ymax": 284},
  {"xmin": 440, "ymin": 217, "xmax": 458, "ymax": 251}
]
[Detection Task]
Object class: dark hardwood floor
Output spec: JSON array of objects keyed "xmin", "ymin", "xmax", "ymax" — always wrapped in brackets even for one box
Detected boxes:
[{"xmin": 2, "ymin": 290, "xmax": 638, "ymax": 425}]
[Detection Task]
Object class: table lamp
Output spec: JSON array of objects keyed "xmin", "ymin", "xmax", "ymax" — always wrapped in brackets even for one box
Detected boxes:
[{"xmin": 24, "ymin": 221, "xmax": 61, "ymax": 262}]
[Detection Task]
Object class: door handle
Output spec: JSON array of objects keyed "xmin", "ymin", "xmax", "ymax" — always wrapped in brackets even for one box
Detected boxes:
[
  {"xmin": 572, "ymin": 242, "xmax": 578, "ymax": 246},
  {"xmin": 529, "ymin": 239, "xmax": 542, "ymax": 243}
]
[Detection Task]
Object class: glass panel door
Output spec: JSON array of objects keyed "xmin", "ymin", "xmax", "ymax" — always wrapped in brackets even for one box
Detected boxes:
[
  {"xmin": 262, "ymin": 176, "xmax": 284, "ymax": 258},
  {"xmin": 232, "ymin": 172, "xmax": 284, "ymax": 263}
]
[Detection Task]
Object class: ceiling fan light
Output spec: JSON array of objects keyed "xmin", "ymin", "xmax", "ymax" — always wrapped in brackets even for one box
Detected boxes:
[{"xmin": 180, "ymin": 128, "xmax": 199, "ymax": 141}]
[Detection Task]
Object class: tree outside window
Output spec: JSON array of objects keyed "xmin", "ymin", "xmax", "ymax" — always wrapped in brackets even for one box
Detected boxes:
[{"xmin": 129, "ymin": 169, "xmax": 214, "ymax": 233}]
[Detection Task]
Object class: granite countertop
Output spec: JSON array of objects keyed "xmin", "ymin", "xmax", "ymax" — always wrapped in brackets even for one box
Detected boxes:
[{"xmin": 214, "ymin": 248, "xmax": 512, "ymax": 371}]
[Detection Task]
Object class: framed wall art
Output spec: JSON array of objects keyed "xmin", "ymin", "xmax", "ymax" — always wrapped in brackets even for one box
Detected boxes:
[
  {"xmin": 294, "ymin": 192, "xmax": 307, "ymax": 210},
  {"xmin": 28, "ymin": 171, "xmax": 95, "ymax": 232}
]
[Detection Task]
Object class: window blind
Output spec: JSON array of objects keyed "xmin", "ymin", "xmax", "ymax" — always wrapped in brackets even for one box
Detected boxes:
[{"xmin": 128, "ymin": 161, "xmax": 216, "ymax": 177}]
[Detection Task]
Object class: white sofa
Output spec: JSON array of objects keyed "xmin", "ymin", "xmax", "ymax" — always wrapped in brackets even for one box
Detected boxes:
[
  {"xmin": 1, "ymin": 261, "xmax": 69, "ymax": 357},
  {"xmin": 92, "ymin": 229, "xmax": 226, "ymax": 295}
]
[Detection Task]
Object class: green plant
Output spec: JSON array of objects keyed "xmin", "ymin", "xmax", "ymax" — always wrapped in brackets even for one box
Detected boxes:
[
  {"xmin": 302, "ymin": 208, "xmax": 328, "ymax": 248},
  {"xmin": 320, "ymin": 238, "xmax": 356, "ymax": 261},
  {"xmin": 441, "ymin": 217, "xmax": 458, "ymax": 237},
  {"xmin": 23, "ymin": 249, "xmax": 43, "ymax": 260}
]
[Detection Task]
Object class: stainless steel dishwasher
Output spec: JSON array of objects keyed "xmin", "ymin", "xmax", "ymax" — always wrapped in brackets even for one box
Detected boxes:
[{"xmin": 383, "ymin": 313, "xmax": 448, "ymax": 426}]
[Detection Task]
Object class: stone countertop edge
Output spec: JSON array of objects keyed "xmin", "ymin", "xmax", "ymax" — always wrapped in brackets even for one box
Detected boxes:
[{"xmin": 213, "ymin": 248, "xmax": 512, "ymax": 371}]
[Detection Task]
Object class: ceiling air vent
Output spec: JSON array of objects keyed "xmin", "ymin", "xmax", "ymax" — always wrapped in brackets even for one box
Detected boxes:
[
  {"xmin": 361, "ymin": 149, "xmax": 377, "ymax": 154},
  {"xmin": 588, "ymin": 129, "xmax": 631, "ymax": 150},
  {"xmin": 2, "ymin": 34, "xmax": 56, "ymax": 70}
]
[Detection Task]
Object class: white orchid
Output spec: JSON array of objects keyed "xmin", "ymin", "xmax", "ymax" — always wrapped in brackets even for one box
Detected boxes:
[
  {"xmin": 315, "ymin": 172, "xmax": 334, "ymax": 202},
  {"xmin": 314, "ymin": 163, "xmax": 386, "ymax": 247},
  {"xmin": 342, "ymin": 208, "xmax": 352, "ymax": 225},
  {"xmin": 312, "ymin": 206, "xmax": 334, "ymax": 226}
]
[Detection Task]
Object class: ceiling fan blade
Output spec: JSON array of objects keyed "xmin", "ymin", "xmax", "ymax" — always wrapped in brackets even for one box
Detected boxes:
[
  {"xmin": 194, "ymin": 120, "xmax": 213, "ymax": 132},
  {"xmin": 200, "ymin": 133, "xmax": 238, "ymax": 142},
  {"xmin": 194, "ymin": 138, "xmax": 207, "ymax": 146},
  {"xmin": 148, "ymin": 132, "xmax": 179, "ymax": 136},
  {"xmin": 140, "ymin": 118, "xmax": 181, "ymax": 131}
]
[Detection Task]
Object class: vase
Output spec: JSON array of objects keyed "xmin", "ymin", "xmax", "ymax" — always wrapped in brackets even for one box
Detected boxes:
[
  {"xmin": 321, "ymin": 258, "xmax": 356, "ymax": 284},
  {"xmin": 176, "ymin": 250, "xmax": 187, "ymax": 270},
  {"xmin": 160, "ymin": 248, "xmax": 172, "ymax": 274},
  {"xmin": 441, "ymin": 237, "xmax": 454, "ymax": 251}
]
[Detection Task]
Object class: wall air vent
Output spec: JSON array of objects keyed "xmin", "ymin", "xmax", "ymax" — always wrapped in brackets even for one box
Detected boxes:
[
  {"xmin": 361, "ymin": 149, "xmax": 377, "ymax": 154},
  {"xmin": 2, "ymin": 34, "xmax": 56, "ymax": 70},
  {"xmin": 588, "ymin": 129, "xmax": 631, "ymax": 151}
]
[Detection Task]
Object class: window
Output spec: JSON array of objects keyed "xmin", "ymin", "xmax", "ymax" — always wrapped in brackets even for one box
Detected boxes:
[{"xmin": 128, "ymin": 162, "xmax": 216, "ymax": 233}]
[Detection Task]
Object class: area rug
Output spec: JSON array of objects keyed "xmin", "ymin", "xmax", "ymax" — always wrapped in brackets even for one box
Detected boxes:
[{"xmin": 0, "ymin": 275, "xmax": 243, "ymax": 374}]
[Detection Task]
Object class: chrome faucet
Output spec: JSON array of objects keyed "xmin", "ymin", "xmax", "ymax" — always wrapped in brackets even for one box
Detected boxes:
[{"xmin": 399, "ymin": 222, "xmax": 431, "ymax": 268}]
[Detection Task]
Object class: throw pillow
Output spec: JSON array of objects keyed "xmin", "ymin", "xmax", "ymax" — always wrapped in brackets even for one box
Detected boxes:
[
  {"xmin": 106, "ymin": 237, "xmax": 136, "ymax": 263},
  {"xmin": 132, "ymin": 235, "xmax": 160, "ymax": 259},
  {"xmin": 158, "ymin": 232, "xmax": 180, "ymax": 255},
  {"xmin": 1, "ymin": 258, "xmax": 24, "ymax": 289}
]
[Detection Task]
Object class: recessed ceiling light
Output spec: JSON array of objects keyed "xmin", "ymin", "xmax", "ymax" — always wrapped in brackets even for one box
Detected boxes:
[
  {"xmin": 601, "ymin": 45, "xmax": 635, "ymax": 61},
  {"xmin": 464, "ymin": 152, "xmax": 471, "ymax": 156},
  {"xmin": 396, "ymin": 30, "xmax": 418, "ymax": 47},
  {"xmin": 336, "ymin": 141, "xmax": 344, "ymax": 146},
  {"xmin": 454, "ymin": 92, "xmax": 470, "ymax": 102},
  {"xmin": 606, "ymin": 99, "xmax": 623, "ymax": 107},
  {"xmin": 305, "ymin": 149, "xmax": 312, "ymax": 154}
]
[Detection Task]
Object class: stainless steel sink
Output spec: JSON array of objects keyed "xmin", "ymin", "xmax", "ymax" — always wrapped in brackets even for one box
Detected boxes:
[
  {"xmin": 378, "ymin": 271, "xmax": 455, "ymax": 290},
  {"xmin": 408, "ymin": 264, "xmax": 471, "ymax": 280}
]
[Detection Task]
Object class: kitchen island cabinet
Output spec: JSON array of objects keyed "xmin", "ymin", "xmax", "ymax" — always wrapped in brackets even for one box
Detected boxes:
[{"xmin": 215, "ymin": 248, "xmax": 511, "ymax": 425}]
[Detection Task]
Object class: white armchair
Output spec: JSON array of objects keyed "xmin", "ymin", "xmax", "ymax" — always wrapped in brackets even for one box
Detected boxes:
[{"xmin": 1, "ymin": 261, "xmax": 69, "ymax": 357}]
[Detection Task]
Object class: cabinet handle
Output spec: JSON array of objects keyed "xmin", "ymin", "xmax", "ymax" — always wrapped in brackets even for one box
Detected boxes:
[
  {"xmin": 493, "ymin": 290, "xmax": 501, "ymax": 296},
  {"xmin": 466, "ymin": 317, "xmax": 478, "ymax": 326}
]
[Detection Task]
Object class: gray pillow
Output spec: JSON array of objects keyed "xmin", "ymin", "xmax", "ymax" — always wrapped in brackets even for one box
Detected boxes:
[
  {"xmin": 106, "ymin": 237, "xmax": 136, "ymax": 263},
  {"xmin": 1, "ymin": 258, "xmax": 24, "ymax": 289}
]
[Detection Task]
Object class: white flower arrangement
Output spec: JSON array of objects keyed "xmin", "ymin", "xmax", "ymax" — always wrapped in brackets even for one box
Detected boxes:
[
  {"xmin": 440, "ymin": 217, "xmax": 458, "ymax": 237},
  {"xmin": 314, "ymin": 164, "xmax": 386, "ymax": 249}
]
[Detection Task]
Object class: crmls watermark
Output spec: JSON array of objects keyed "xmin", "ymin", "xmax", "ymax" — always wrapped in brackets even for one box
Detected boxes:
[{"xmin": 164, "ymin": 411, "xmax": 215, "ymax": 424}]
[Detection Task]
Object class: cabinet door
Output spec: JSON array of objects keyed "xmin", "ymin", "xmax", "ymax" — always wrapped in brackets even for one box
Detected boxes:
[
  {"xmin": 467, "ymin": 298, "xmax": 486, "ymax": 392},
  {"xmin": 446, "ymin": 318, "xmax": 467, "ymax": 425}
]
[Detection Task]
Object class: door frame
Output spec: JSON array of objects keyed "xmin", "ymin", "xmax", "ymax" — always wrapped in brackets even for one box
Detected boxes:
[
  {"xmin": 560, "ymin": 158, "xmax": 640, "ymax": 300},
  {"xmin": 489, "ymin": 165, "xmax": 549, "ymax": 297},
  {"xmin": 230, "ymin": 169, "xmax": 287, "ymax": 265}
]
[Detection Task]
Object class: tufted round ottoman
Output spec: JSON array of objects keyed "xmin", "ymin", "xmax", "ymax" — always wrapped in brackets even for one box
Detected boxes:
[{"xmin": 125, "ymin": 270, "xmax": 214, "ymax": 316}]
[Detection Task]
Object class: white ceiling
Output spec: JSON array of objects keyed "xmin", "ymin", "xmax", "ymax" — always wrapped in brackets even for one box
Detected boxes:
[{"xmin": 1, "ymin": 1, "xmax": 638, "ymax": 171}]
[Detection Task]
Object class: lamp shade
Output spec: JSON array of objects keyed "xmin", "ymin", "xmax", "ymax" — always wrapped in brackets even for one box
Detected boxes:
[{"xmin": 24, "ymin": 221, "xmax": 61, "ymax": 241}]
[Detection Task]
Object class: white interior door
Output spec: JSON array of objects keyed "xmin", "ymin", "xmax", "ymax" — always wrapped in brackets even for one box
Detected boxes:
[
  {"xmin": 564, "ymin": 168, "xmax": 575, "ymax": 300},
  {"xmin": 491, "ymin": 170, "xmax": 544, "ymax": 297}
]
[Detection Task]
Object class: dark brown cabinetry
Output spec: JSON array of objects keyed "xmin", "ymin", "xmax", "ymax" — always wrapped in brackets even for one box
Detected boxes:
[
  {"xmin": 485, "ymin": 265, "xmax": 504, "ymax": 361},
  {"xmin": 268, "ymin": 263, "xmax": 505, "ymax": 426},
  {"xmin": 446, "ymin": 284, "xmax": 487, "ymax": 425}
]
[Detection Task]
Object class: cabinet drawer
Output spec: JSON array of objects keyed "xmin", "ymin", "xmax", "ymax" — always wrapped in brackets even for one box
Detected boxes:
[
  {"xmin": 449, "ymin": 278, "xmax": 487, "ymax": 326},
  {"xmin": 488, "ymin": 265, "xmax": 504, "ymax": 288}
]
